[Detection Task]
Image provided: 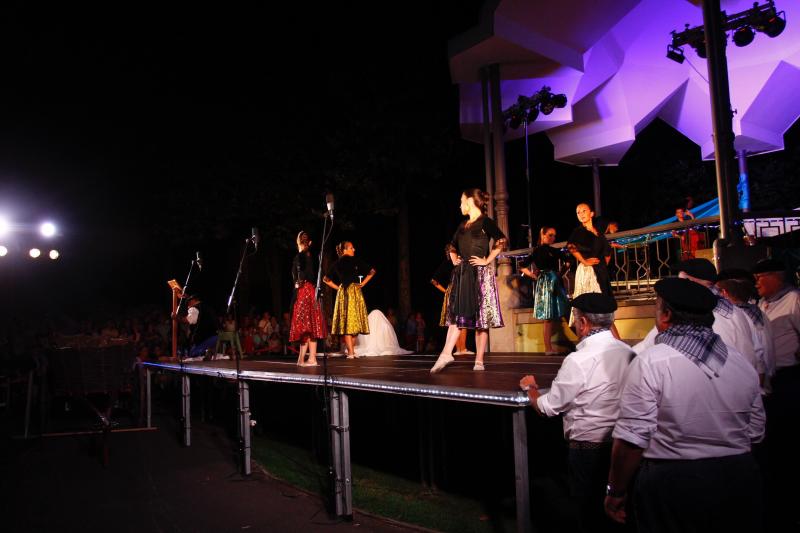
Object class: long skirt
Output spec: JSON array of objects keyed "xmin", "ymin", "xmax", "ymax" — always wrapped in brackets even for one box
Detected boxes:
[
  {"xmin": 570, "ymin": 263, "xmax": 603, "ymax": 326},
  {"xmin": 534, "ymin": 270, "xmax": 569, "ymax": 320},
  {"xmin": 439, "ymin": 282, "xmax": 452, "ymax": 327},
  {"xmin": 330, "ymin": 283, "xmax": 370, "ymax": 335},
  {"xmin": 289, "ymin": 281, "xmax": 327, "ymax": 342},
  {"xmin": 445, "ymin": 262, "xmax": 503, "ymax": 330}
]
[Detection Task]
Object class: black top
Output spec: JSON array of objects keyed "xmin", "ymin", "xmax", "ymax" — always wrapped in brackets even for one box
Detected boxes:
[
  {"xmin": 292, "ymin": 251, "xmax": 316, "ymax": 285},
  {"xmin": 567, "ymin": 225, "xmax": 611, "ymax": 261},
  {"xmin": 327, "ymin": 255, "xmax": 373, "ymax": 287},
  {"xmin": 431, "ymin": 259, "xmax": 453, "ymax": 286},
  {"xmin": 528, "ymin": 245, "xmax": 563, "ymax": 272},
  {"xmin": 450, "ymin": 216, "xmax": 507, "ymax": 259},
  {"xmin": 191, "ymin": 302, "xmax": 218, "ymax": 344}
]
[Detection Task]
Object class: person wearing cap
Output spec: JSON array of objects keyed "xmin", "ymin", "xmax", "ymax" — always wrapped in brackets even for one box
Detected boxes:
[
  {"xmin": 520, "ymin": 293, "xmax": 633, "ymax": 533},
  {"xmin": 716, "ymin": 270, "xmax": 775, "ymax": 393},
  {"xmin": 605, "ymin": 278, "xmax": 764, "ymax": 532},
  {"xmin": 753, "ymin": 258, "xmax": 800, "ymax": 530},
  {"xmin": 634, "ymin": 259, "xmax": 756, "ymax": 372}
]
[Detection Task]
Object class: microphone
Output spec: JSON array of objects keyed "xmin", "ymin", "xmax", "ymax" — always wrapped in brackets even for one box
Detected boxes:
[
  {"xmin": 195, "ymin": 251, "xmax": 203, "ymax": 271},
  {"xmin": 326, "ymin": 192, "xmax": 335, "ymax": 221},
  {"xmin": 251, "ymin": 227, "xmax": 260, "ymax": 251}
]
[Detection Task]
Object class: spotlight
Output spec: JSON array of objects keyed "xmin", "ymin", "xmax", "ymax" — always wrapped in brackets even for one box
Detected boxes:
[
  {"xmin": 0, "ymin": 217, "xmax": 9, "ymax": 236},
  {"xmin": 49, "ymin": 249, "xmax": 60, "ymax": 260},
  {"xmin": 733, "ymin": 26, "xmax": 755, "ymax": 46},
  {"xmin": 40, "ymin": 222, "xmax": 57, "ymax": 238},
  {"xmin": 691, "ymin": 41, "xmax": 708, "ymax": 59},
  {"xmin": 0, "ymin": 245, "xmax": 7, "ymax": 257},
  {"xmin": 666, "ymin": 44, "xmax": 686, "ymax": 64},
  {"xmin": 29, "ymin": 248, "xmax": 41, "ymax": 258},
  {"xmin": 760, "ymin": 12, "xmax": 786, "ymax": 37},
  {"xmin": 526, "ymin": 106, "xmax": 540, "ymax": 122}
]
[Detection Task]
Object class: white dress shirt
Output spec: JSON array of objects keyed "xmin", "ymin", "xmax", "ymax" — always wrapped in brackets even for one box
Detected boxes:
[
  {"xmin": 613, "ymin": 342, "xmax": 765, "ymax": 460},
  {"xmin": 634, "ymin": 305, "xmax": 756, "ymax": 369},
  {"xmin": 537, "ymin": 330, "xmax": 634, "ymax": 442},
  {"xmin": 759, "ymin": 287, "xmax": 800, "ymax": 369}
]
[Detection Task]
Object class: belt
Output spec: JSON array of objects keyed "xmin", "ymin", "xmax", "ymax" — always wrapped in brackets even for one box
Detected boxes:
[{"xmin": 568, "ymin": 440, "xmax": 610, "ymax": 450}]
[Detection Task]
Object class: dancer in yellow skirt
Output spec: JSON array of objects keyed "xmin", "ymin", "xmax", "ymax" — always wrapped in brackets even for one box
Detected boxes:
[{"xmin": 324, "ymin": 241, "xmax": 376, "ymax": 358}]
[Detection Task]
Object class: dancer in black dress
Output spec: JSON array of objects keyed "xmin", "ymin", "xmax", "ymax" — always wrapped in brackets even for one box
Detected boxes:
[{"xmin": 431, "ymin": 188, "xmax": 506, "ymax": 373}]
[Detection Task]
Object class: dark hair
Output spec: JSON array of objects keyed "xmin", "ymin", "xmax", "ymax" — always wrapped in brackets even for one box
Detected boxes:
[
  {"xmin": 463, "ymin": 188, "xmax": 491, "ymax": 214},
  {"xmin": 716, "ymin": 279, "xmax": 757, "ymax": 303},
  {"xmin": 538, "ymin": 226, "xmax": 555, "ymax": 245},
  {"xmin": 658, "ymin": 298, "xmax": 715, "ymax": 328},
  {"xmin": 335, "ymin": 241, "xmax": 351, "ymax": 257}
]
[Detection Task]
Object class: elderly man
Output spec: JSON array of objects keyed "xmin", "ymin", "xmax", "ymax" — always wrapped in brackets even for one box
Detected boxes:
[
  {"xmin": 753, "ymin": 258, "xmax": 800, "ymax": 530},
  {"xmin": 520, "ymin": 293, "xmax": 633, "ymax": 533},
  {"xmin": 634, "ymin": 259, "xmax": 756, "ymax": 370},
  {"xmin": 605, "ymin": 278, "xmax": 765, "ymax": 532}
]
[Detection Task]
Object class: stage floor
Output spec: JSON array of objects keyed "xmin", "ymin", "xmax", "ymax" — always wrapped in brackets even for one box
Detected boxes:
[{"xmin": 143, "ymin": 352, "xmax": 565, "ymax": 407}]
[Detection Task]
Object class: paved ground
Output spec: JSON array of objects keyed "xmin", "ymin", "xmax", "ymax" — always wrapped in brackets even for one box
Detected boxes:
[{"xmin": 1, "ymin": 408, "xmax": 421, "ymax": 533}]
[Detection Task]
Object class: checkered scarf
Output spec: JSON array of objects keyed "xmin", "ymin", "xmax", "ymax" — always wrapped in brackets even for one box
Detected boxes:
[
  {"xmin": 655, "ymin": 324, "xmax": 728, "ymax": 378},
  {"xmin": 710, "ymin": 287, "xmax": 734, "ymax": 318},
  {"xmin": 737, "ymin": 302, "xmax": 764, "ymax": 327},
  {"xmin": 584, "ymin": 327, "xmax": 609, "ymax": 339}
]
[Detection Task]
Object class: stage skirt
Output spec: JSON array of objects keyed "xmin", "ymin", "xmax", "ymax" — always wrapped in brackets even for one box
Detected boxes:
[
  {"xmin": 289, "ymin": 281, "xmax": 327, "ymax": 342},
  {"xmin": 445, "ymin": 262, "xmax": 504, "ymax": 330},
  {"xmin": 331, "ymin": 283, "xmax": 370, "ymax": 336},
  {"xmin": 534, "ymin": 270, "xmax": 568, "ymax": 320},
  {"xmin": 439, "ymin": 281, "xmax": 453, "ymax": 327}
]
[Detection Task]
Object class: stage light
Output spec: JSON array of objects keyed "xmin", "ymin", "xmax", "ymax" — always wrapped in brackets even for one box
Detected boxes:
[
  {"xmin": 40, "ymin": 222, "xmax": 56, "ymax": 238},
  {"xmin": 49, "ymin": 249, "xmax": 60, "ymax": 260},
  {"xmin": 733, "ymin": 26, "xmax": 755, "ymax": 46},
  {"xmin": 0, "ymin": 245, "xmax": 7, "ymax": 257},
  {"xmin": 667, "ymin": 44, "xmax": 686, "ymax": 64},
  {"xmin": 29, "ymin": 248, "xmax": 41, "ymax": 258},
  {"xmin": 760, "ymin": 12, "xmax": 786, "ymax": 37},
  {"xmin": 0, "ymin": 217, "xmax": 9, "ymax": 236},
  {"xmin": 691, "ymin": 41, "xmax": 708, "ymax": 59}
]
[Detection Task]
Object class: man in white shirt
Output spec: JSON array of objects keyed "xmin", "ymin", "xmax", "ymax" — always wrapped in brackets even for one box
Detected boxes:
[
  {"xmin": 605, "ymin": 278, "xmax": 765, "ymax": 532},
  {"xmin": 716, "ymin": 271, "xmax": 775, "ymax": 391},
  {"xmin": 634, "ymin": 259, "xmax": 756, "ymax": 370},
  {"xmin": 753, "ymin": 258, "xmax": 800, "ymax": 530},
  {"xmin": 520, "ymin": 293, "xmax": 633, "ymax": 533}
]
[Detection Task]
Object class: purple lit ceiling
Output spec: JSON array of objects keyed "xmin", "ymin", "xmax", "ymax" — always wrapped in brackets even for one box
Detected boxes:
[{"xmin": 449, "ymin": 0, "xmax": 800, "ymax": 164}]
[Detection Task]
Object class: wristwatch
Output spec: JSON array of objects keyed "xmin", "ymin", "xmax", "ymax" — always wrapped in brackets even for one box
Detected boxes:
[{"xmin": 606, "ymin": 483, "xmax": 626, "ymax": 498}]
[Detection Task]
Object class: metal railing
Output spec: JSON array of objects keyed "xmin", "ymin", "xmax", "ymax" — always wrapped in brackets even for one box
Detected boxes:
[{"xmin": 502, "ymin": 209, "xmax": 800, "ymax": 301}]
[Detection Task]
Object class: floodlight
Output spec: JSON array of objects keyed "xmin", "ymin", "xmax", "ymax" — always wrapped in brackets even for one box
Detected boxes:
[
  {"xmin": 733, "ymin": 26, "xmax": 755, "ymax": 46},
  {"xmin": 49, "ymin": 249, "xmax": 60, "ymax": 260},
  {"xmin": 29, "ymin": 248, "xmax": 41, "ymax": 258},
  {"xmin": 0, "ymin": 217, "xmax": 9, "ymax": 236},
  {"xmin": 0, "ymin": 245, "xmax": 7, "ymax": 257},
  {"xmin": 40, "ymin": 222, "xmax": 56, "ymax": 238},
  {"xmin": 667, "ymin": 44, "xmax": 686, "ymax": 64}
]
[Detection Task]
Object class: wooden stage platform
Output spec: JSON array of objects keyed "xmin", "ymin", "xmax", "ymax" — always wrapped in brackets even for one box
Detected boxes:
[{"xmin": 140, "ymin": 352, "xmax": 567, "ymax": 533}]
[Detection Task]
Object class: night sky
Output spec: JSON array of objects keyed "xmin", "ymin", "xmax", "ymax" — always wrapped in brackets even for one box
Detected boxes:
[{"xmin": 2, "ymin": 2, "xmax": 800, "ymax": 323}]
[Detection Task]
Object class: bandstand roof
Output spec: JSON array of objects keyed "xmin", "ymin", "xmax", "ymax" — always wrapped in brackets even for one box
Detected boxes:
[{"xmin": 449, "ymin": 0, "xmax": 800, "ymax": 165}]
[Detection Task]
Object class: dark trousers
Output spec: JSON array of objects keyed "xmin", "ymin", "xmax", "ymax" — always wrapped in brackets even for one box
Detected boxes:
[
  {"xmin": 568, "ymin": 443, "xmax": 619, "ymax": 533},
  {"xmin": 634, "ymin": 453, "xmax": 762, "ymax": 533}
]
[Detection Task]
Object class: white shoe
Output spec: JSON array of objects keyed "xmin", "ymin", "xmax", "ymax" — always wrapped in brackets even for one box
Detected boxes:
[
  {"xmin": 430, "ymin": 354, "xmax": 455, "ymax": 374},
  {"xmin": 473, "ymin": 361, "xmax": 485, "ymax": 371}
]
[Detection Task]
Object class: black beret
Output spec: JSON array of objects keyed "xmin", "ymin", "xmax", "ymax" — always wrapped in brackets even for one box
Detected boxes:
[
  {"xmin": 655, "ymin": 277, "xmax": 717, "ymax": 313},
  {"xmin": 716, "ymin": 268, "xmax": 755, "ymax": 285},
  {"xmin": 570, "ymin": 292, "xmax": 617, "ymax": 313},
  {"xmin": 752, "ymin": 258, "xmax": 786, "ymax": 275},
  {"xmin": 671, "ymin": 258, "xmax": 718, "ymax": 282}
]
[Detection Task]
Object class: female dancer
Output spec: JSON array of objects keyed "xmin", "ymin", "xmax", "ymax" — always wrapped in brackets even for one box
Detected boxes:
[
  {"xmin": 324, "ymin": 241, "xmax": 376, "ymax": 358},
  {"xmin": 430, "ymin": 247, "xmax": 470, "ymax": 354},
  {"xmin": 520, "ymin": 226, "xmax": 569, "ymax": 354},
  {"xmin": 567, "ymin": 203, "xmax": 619, "ymax": 337},
  {"xmin": 289, "ymin": 231, "xmax": 327, "ymax": 366},
  {"xmin": 431, "ymin": 188, "xmax": 506, "ymax": 373}
]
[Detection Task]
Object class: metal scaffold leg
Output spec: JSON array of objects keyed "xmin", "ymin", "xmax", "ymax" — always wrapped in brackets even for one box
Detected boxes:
[{"xmin": 329, "ymin": 389, "xmax": 353, "ymax": 518}]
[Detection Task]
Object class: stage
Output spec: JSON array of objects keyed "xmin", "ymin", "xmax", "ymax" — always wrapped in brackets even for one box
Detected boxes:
[{"xmin": 140, "ymin": 352, "xmax": 567, "ymax": 533}]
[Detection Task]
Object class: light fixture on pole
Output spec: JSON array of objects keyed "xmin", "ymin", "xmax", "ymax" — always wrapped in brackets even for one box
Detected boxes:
[{"xmin": 503, "ymin": 86, "xmax": 568, "ymax": 248}]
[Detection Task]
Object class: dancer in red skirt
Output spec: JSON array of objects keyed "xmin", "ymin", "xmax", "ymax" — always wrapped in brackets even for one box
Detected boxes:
[{"xmin": 289, "ymin": 231, "xmax": 327, "ymax": 366}]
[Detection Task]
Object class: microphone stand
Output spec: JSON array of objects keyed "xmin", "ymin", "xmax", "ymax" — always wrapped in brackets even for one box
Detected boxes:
[
  {"xmin": 176, "ymin": 257, "xmax": 200, "ymax": 338},
  {"xmin": 226, "ymin": 233, "xmax": 257, "ymax": 475},
  {"xmin": 313, "ymin": 209, "xmax": 337, "ymax": 513}
]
